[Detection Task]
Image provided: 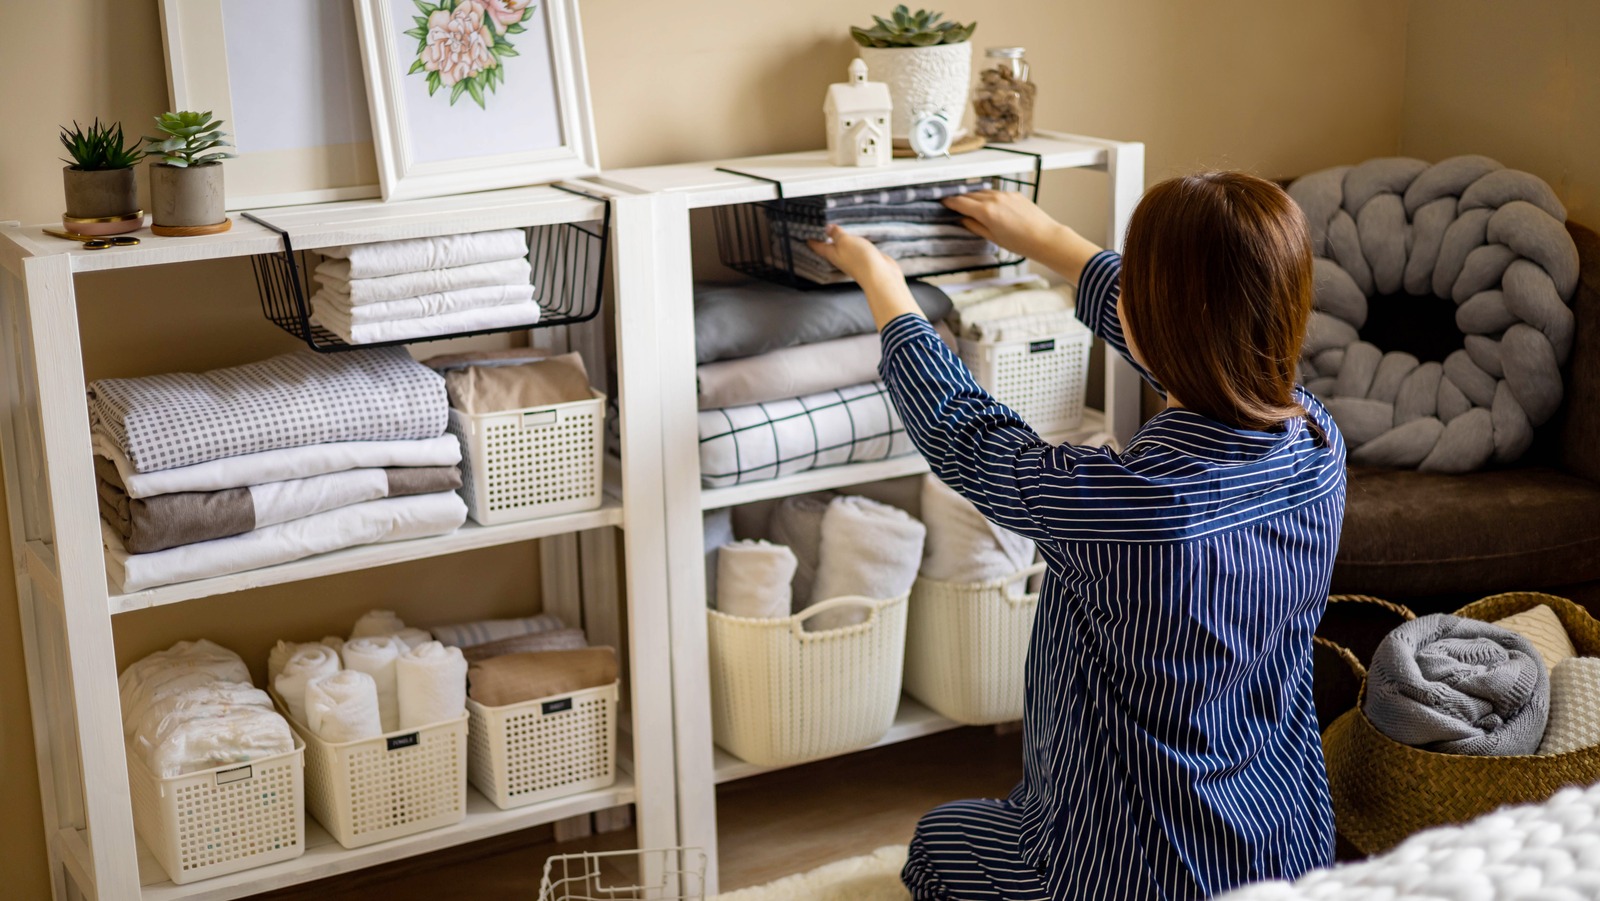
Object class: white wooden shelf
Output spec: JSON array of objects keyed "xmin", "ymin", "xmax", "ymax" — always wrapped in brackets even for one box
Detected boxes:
[
  {"xmin": 121, "ymin": 776, "xmax": 635, "ymax": 901},
  {"xmin": 712, "ymin": 697, "xmax": 964, "ymax": 786},
  {"xmin": 700, "ymin": 410, "xmax": 1106, "ymax": 510},
  {"xmin": 104, "ymin": 497, "xmax": 625, "ymax": 614}
]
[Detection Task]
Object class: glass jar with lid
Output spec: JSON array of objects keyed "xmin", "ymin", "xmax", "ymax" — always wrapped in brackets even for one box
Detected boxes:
[{"xmin": 974, "ymin": 46, "xmax": 1036, "ymax": 143}]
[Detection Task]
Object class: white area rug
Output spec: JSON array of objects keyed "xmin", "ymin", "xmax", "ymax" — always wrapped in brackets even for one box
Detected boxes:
[{"xmin": 714, "ymin": 845, "xmax": 911, "ymax": 901}]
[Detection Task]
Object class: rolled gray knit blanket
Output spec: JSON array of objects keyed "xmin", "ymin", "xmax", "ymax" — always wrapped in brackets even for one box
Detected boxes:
[{"xmin": 1364, "ymin": 613, "xmax": 1549, "ymax": 756}]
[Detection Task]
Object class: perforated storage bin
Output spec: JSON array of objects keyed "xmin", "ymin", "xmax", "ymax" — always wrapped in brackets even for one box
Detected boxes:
[
  {"xmin": 448, "ymin": 390, "xmax": 606, "ymax": 526},
  {"xmin": 959, "ymin": 318, "xmax": 1093, "ymax": 435},
  {"xmin": 467, "ymin": 681, "xmax": 618, "ymax": 810},
  {"xmin": 905, "ymin": 563, "xmax": 1045, "ymax": 725},
  {"xmin": 272, "ymin": 691, "xmax": 467, "ymax": 849},
  {"xmin": 708, "ymin": 594, "xmax": 907, "ymax": 767},
  {"xmin": 127, "ymin": 739, "xmax": 305, "ymax": 885}
]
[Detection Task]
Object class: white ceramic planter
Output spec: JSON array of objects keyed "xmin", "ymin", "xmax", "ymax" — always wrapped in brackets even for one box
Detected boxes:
[{"xmin": 858, "ymin": 41, "xmax": 973, "ymax": 142}]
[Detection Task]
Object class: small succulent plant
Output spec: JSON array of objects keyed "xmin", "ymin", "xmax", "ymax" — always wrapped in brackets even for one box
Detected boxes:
[
  {"xmin": 59, "ymin": 118, "xmax": 145, "ymax": 170},
  {"xmin": 143, "ymin": 111, "xmax": 235, "ymax": 168},
  {"xmin": 851, "ymin": 6, "xmax": 975, "ymax": 48}
]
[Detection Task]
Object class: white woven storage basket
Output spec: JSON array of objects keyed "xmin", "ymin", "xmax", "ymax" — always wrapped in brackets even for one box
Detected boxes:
[
  {"xmin": 708, "ymin": 594, "xmax": 908, "ymax": 767},
  {"xmin": 467, "ymin": 681, "xmax": 618, "ymax": 811},
  {"xmin": 959, "ymin": 318, "xmax": 1092, "ymax": 435},
  {"xmin": 127, "ymin": 739, "xmax": 305, "ymax": 885},
  {"xmin": 448, "ymin": 390, "xmax": 606, "ymax": 526},
  {"xmin": 905, "ymin": 563, "xmax": 1044, "ymax": 725},
  {"xmin": 272, "ymin": 690, "xmax": 467, "ymax": 849}
]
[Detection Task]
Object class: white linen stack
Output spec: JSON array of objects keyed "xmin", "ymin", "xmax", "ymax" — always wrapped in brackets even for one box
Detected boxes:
[{"xmin": 310, "ymin": 229, "xmax": 541, "ymax": 345}]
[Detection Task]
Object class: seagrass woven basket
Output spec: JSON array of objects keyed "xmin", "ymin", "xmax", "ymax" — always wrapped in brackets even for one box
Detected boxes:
[{"xmin": 1324, "ymin": 591, "xmax": 1600, "ymax": 855}]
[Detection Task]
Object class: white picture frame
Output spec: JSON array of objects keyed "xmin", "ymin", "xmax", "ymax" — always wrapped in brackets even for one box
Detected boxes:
[
  {"xmin": 353, "ymin": 0, "xmax": 600, "ymax": 201},
  {"xmin": 158, "ymin": 0, "xmax": 381, "ymax": 210}
]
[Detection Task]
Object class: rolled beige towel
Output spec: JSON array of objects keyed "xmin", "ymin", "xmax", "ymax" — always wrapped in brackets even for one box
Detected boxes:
[
  {"xmin": 716, "ymin": 540, "xmax": 797, "ymax": 619},
  {"xmin": 306, "ymin": 670, "xmax": 384, "ymax": 743},
  {"xmin": 806, "ymin": 495, "xmax": 926, "ymax": 630},
  {"xmin": 467, "ymin": 647, "xmax": 619, "ymax": 708},
  {"xmin": 396, "ymin": 641, "xmax": 468, "ymax": 728},
  {"xmin": 342, "ymin": 636, "xmax": 407, "ymax": 732},
  {"xmin": 272, "ymin": 645, "xmax": 341, "ymax": 725}
]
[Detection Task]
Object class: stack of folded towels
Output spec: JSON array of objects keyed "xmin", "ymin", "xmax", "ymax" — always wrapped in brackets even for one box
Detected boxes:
[
  {"xmin": 90, "ymin": 347, "xmax": 467, "ymax": 592},
  {"xmin": 1363, "ymin": 602, "xmax": 1600, "ymax": 756},
  {"xmin": 767, "ymin": 178, "xmax": 1002, "ymax": 284},
  {"xmin": 310, "ymin": 229, "xmax": 541, "ymax": 345},
  {"xmin": 946, "ymin": 275, "xmax": 1081, "ymax": 343},
  {"xmin": 270, "ymin": 609, "xmax": 467, "ymax": 742},
  {"xmin": 427, "ymin": 612, "xmax": 619, "ymax": 707},
  {"xmin": 694, "ymin": 279, "xmax": 954, "ymax": 488},
  {"xmin": 121, "ymin": 639, "xmax": 294, "ymax": 777}
]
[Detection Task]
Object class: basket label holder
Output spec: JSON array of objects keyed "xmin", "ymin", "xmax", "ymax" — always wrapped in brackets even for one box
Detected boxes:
[
  {"xmin": 386, "ymin": 732, "xmax": 421, "ymax": 751},
  {"xmin": 214, "ymin": 764, "xmax": 254, "ymax": 786},
  {"xmin": 1028, "ymin": 338, "xmax": 1056, "ymax": 353},
  {"xmin": 542, "ymin": 697, "xmax": 574, "ymax": 715},
  {"xmin": 522, "ymin": 409, "xmax": 559, "ymax": 428}
]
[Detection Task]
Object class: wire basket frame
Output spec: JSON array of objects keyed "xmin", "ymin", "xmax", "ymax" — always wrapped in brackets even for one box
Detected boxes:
[
  {"xmin": 712, "ymin": 150, "xmax": 1043, "ymax": 288},
  {"xmin": 538, "ymin": 848, "xmax": 708, "ymax": 901},
  {"xmin": 244, "ymin": 185, "xmax": 610, "ymax": 353}
]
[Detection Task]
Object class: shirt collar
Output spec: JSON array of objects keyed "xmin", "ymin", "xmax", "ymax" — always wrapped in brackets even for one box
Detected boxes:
[{"xmin": 1125, "ymin": 406, "xmax": 1305, "ymax": 463}]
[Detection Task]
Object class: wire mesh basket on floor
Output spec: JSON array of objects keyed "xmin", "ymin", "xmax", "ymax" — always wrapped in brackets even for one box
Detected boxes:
[{"xmin": 538, "ymin": 847, "xmax": 707, "ymax": 901}]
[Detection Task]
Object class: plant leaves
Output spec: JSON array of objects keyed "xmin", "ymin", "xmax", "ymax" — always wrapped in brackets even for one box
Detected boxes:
[
  {"xmin": 466, "ymin": 78, "xmax": 486, "ymax": 109},
  {"xmin": 408, "ymin": 57, "xmax": 427, "ymax": 74},
  {"xmin": 450, "ymin": 80, "xmax": 469, "ymax": 104},
  {"xmin": 404, "ymin": 26, "xmax": 426, "ymax": 39},
  {"xmin": 495, "ymin": 43, "xmax": 518, "ymax": 57}
]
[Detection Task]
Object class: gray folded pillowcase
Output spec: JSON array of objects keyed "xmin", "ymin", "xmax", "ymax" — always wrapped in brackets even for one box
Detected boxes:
[{"xmin": 694, "ymin": 279, "xmax": 952, "ymax": 365}]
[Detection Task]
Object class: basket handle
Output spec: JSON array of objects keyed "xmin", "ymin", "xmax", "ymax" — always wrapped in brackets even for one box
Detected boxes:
[
  {"xmin": 790, "ymin": 595, "xmax": 883, "ymax": 638},
  {"xmin": 999, "ymin": 562, "xmax": 1049, "ymax": 605}
]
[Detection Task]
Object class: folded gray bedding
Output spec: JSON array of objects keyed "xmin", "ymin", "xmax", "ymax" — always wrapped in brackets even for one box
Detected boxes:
[{"xmin": 694, "ymin": 279, "xmax": 952, "ymax": 364}]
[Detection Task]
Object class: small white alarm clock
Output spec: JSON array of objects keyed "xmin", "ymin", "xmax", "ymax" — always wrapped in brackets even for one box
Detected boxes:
[{"xmin": 909, "ymin": 112, "xmax": 954, "ymax": 158}]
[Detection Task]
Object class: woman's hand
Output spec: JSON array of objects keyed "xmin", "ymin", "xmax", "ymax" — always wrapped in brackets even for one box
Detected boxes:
[
  {"xmin": 943, "ymin": 190, "xmax": 1103, "ymax": 284},
  {"xmin": 806, "ymin": 226, "xmax": 924, "ymax": 329}
]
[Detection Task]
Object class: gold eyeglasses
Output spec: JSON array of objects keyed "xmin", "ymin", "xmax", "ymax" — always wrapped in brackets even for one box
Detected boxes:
[{"xmin": 43, "ymin": 228, "xmax": 141, "ymax": 250}]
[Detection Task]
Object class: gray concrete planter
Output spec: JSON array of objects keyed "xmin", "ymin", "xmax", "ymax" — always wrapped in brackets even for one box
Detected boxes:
[
  {"xmin": 62, "ymin": 166, "xmax": 139, "ymax": 219},
  {"xmin": 149, "ymin": 163, "xmax": 226, "ymax": 228}
]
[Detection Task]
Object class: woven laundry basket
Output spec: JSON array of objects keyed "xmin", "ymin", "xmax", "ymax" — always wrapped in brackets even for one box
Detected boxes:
[
  {"xmin": 708, "ymin": 594, "xmax": 908, "ymax": 767},
  {"xmin": 1324, "ymin": 592, "xmax": 1600, "ymax": 855},
  {"xmin": 904, "ymin": 562, "xmax": 1044, "ymax": 725}
]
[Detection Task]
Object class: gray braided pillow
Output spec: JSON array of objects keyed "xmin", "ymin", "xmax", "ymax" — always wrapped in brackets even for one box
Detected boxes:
[{"xmin": 1290, "ymin": 156, "xmax": 1579, "ymax": 472}]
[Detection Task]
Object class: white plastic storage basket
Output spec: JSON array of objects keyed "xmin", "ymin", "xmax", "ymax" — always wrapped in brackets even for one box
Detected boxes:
[
  {"xmin": 127, "ymin": 739, "xmax": 305, "ymax": 885},
  {"xmin": 539, "ymin": 847, "xmax": 708, "ymax": 901},
  {"xmin": 905, "ymin": 563, "xmax": 1044, "ymax": 725},
  {"xmin": 272, "ymin": 691, "xmax": 468, "ymax": 849},
  {"xmin": 708, "ymin": 595, "xmax": 908, "ymax": 767},
  {"xmin": 467, "ymin": 681, "xmax": 619, "ymax": 811},
  {"xmin": 448, "ymin": 390, "xmax": 607, "ymax": 526},
  {"xmin": 959, "ymin": 319, "xmax": 1093, "ymax": 435}
]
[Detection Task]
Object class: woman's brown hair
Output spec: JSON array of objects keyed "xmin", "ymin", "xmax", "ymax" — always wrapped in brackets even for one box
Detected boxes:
[{"xmin": 1119, "ymin": 171, "xmax": 1314, "ymax": 433}]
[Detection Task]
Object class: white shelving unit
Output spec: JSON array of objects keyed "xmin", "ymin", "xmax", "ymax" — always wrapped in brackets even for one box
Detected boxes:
[
  {"xmin": 0, "ymin": 186, "xmax": 682, "ymax": 899},
  {"xmin": 597, "ymin": 131, "xmax": 1145, "ymax": 893}
]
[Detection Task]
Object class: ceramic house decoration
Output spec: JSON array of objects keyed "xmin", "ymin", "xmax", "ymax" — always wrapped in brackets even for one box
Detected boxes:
[{"xmin": 825, "ymin": 59, "xmax": 893, "ymax": 167}]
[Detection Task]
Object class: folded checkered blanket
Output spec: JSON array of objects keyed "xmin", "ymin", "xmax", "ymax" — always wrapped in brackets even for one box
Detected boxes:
[{"xmin": 698, "ymin": 381, "xmax": 916, "ymax": 488}]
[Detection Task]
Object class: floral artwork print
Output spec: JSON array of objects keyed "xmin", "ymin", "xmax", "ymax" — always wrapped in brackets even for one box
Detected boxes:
[{"xmin": 406, "ymin": 0, "xmax": 536, "ymax": 109}]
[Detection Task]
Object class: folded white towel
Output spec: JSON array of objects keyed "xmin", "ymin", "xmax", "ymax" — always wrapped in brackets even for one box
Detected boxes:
[
  {"xmin": 716, "ymin": 540, "xmax": 797, "ymax": 619},
  {"xmin": 312, "ymin": 283, "xmax": 535, "ymax": 325},
  {"xmin": 273, "ymin": 645, "xmax": 341, "ymax": 725},
  {"xmin": 119, "ymin": 639, "xmax": 250, "ymax": 721},
  {"xmin": 397, "ymin": 641, "xmax": 468, "ymax": 728},
  {"xmin": 312, "ymin": 300, "xmax": 544, "ymax": 346},
  {"xmin": 342, "ymin": 636, "xmax": 407, "ymax": 732},
  {"xmin": 430, "ymin": 614, "xmax": 566, "ymax": 648},
  {"xmin": 315, "ymin": 257, "xmax": 533, "ymax": 305},
  {"xmin": 769, "ymin": 495, "xmax": 831, "ymax": 609},
  {"xmin": 918, "ymin": 474, "xmax": 1035, "ymax": 585},
  {"xmin": 807, "ymin": 495, "xmax": 926, "ymax": 629},
  {"xmin": 268, "ymin": 640, "xmax": 338, "ymax": 685},
  {"xmin": 350, "ymin": 609, "xmax": 408, "ymax": 639},
  {"xmin": 306, "ymin": 670, "xmax": 384, "ymax": 743},
  {"xmin": 138, "ymin": 705, "xmax": 295, "ymax": 777},
  {"xmin": 128, "ymin": 681, "xmax": 272, "ymax": 742},
  {"xmin": 316, "ymin": 229, "xmax": 529, "ymax": 280}
]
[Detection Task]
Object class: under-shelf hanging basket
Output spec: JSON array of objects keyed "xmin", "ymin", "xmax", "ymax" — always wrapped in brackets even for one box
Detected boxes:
[{"xmin": 244, "ymin": 186, "xmax": 609, "ymax": 353}]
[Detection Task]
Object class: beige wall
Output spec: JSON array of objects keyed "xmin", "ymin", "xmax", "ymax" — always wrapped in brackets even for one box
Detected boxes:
[{"xmin": 0, "ymin": 1, "xmax": 1416, "ymax": 895}]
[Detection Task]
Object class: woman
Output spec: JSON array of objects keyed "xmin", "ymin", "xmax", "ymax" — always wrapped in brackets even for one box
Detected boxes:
[{"xmin": 808, "ymin": 172, "xmax": 1346, "ymax": 900}]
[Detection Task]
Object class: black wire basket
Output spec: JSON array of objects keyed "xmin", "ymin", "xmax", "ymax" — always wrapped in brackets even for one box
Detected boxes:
[
  {"xmin": 244, "ymin": 186, "xmax": 609, "ymax": 353},
  {"xmin": 713, "ymin": 155, "xmax": 1041, "ymax": 289}
]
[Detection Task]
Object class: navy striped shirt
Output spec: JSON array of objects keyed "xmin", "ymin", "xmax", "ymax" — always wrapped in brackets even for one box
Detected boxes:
[{"xmin": 880, "ymin": 251, "xmax": 1345, "ymax": 900}]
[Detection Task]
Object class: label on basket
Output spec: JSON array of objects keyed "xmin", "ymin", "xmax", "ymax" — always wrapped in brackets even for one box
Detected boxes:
[
  {"xmin": 214, "ymin": 764, "xmax": 253, "ymax": 786},
  {"xmin": 1028, "ymin": 339, "xmax": 1056, "ymax": 354},
  {"xmin": 542, "ymin": 697, "xmax": 573, "ymax": 715},
  {"xmin": 387, "ymin": 732, "xmax": 420, "ymax": 751},
  {"xmin": 521, "ymin": 409, "xmax": 559, "ymax": 428}
]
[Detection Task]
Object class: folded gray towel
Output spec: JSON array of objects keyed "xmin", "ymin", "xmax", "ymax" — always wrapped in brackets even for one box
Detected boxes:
[{"xmin": 1364, "ymin": 613, "xmax": 1549, "ymax": 756}]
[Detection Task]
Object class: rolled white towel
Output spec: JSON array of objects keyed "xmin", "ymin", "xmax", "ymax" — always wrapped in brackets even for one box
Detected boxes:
[
  {"xmin": 396, "ymin": 641, "xmax": 468, "ymax": 729},
  {"xmin": 918, "ymin": 474, "xmax": 1035, "ymax": 585},
  {"xmin": 350, "ymin": 609, "xmax": 407, "ymax": 639},
  {"xmin": 306, "ymin": 670, "xmax": 384, "ymax": 743},
  {"xmin": 128, "ymin": 681, "xmax": 272, "ymax": 741},
  {"xmin": 716, "ymin": 540, "xmax": 797, "ymax": 619},
  {"xmin": 342, "ymin": 636, "xmax": 407, "ymax": 732},
  {"xmin": 806, "ymin": 495, "xmax": 926, "ymax": 629},
  {"xmin": 268, "ymin": 640, "xmax": 338, "ymax": 684},
  {"xmin": 119, "ymin": 639, "xmax": 250, "ymax": 717},
  {"xmin": 138, "ymin": 706, "xmax": 294, "ymax": 777},
  {"xmin": 392, "ymin": 627, "xmax": 434, "ymax": 650},
  {"xmin": 272, "ymin": 645, "xmax": 341, "ymax": 725}
]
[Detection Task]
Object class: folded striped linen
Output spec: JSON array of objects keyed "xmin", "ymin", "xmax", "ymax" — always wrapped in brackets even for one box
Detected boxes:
[
  {"xmin": 310, "ymin": 284, "xmax": 534, "ymax": 325},
  {"xmin": 767, "ymin": 200, "xmax": 967, "ymax": 227},
  {"xmin": 104, "ymin": 491, "xmax": 468, "ymax": 592},
  {"xmin": 431, "ymin": 614, "xmax": 568, "ymax": 648},
  {"xmin": 88, "ymin": 348, "xmax": 448, "ymax": 473},
  {"xmin": 313, "ymin": 257, "xmax": 533, "ymax": 306},
  {"xmin": 782, "ymin": 178, "xmax": 989, "ymax": 213},
  {"xmin": 696, "ymin": 324, "xmax": 956, "ymax": 410},
  {"xmin": 92, "ymin": 432, "xmax": 462, "ymax": 499},
  {"xmin": 774, "ymin": 220, "xmax": 977, "ymax": 243},
  {"xmin": 789, "ymin": 251, "xmax": 1005, "ymax": 285},
  {"xmin": 778, "ymin": 234, "xmax": 999, "ymax": 284},
  {"xmin": 97, "ymin": 457, "xmax": 462, "ymax": 553},
  {"xmin": 694, "ymin": 279, "xmax": 952, "ymax": 365},
  {"xmin": 314, "ymin": 228, "xmax": 528, "ymax": 280},
  {"xmin": 311, "ymin": 300, "xmax": 543, "ymax": 345},
  {"xmin": 698, "ymin": 381, "xmax": 916, "ymax": 488}
]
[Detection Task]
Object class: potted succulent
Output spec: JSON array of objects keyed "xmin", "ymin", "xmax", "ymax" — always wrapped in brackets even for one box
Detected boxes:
[
  {"xmin": 851, "ymin": 6, "xmax": 977, "ymax": 145},
  {"xmin": 59, "ymin": 119, "xmax": 145, "ymax": 235},
  {"xmin": 144, "ymin": 111, "xmax": 234, "ymax": 232}
]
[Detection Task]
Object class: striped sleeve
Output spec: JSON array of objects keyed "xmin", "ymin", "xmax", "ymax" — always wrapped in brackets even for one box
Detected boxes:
[{"xmin": 1075, "ymin": 250, "xmax": 1164, "ymax": 393}]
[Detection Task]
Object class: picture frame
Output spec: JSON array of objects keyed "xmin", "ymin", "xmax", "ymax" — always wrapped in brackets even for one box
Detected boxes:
[
  {"xmin": 353, "ymin": 0, "xmax": 601, "ymax": 201},
  {"xmin": 157, "ymin": 0, "xmax": 381, "ymax": 210}
]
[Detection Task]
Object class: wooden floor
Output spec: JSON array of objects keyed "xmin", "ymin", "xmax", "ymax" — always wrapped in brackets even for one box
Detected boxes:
[{"xmin": 255, "ymin": 727, "xmax": 1024, "ymax": 899}]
